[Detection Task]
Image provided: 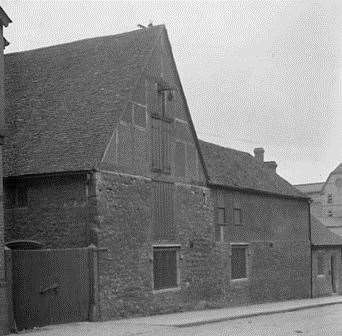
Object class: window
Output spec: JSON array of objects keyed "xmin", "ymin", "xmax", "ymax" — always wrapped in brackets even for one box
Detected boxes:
[
  {"xmin": 328, "ymin": 210, "xmax": 333, "ymax": 217},
  {"xmin": 215, "ymin": 207, "xmax": 226, "ymax": 242},
  {"xmin": 327, "ymin": 194, "xmax": 333, "ymax": 204},
  {"xmin": 153, "ymin": 246, "xmax": 179, "ymax": 290},
  {"xmin": 317, "ymin": 252, "xmax": 324, "ymax": 275},
  {"xmin": 133, "ymin": 103, "xmax": 146, "ymax": 128},
  {"xmin": 231, "ymin": 245, "xmax": 248, "ymax": 280},
  {"xmin": 233, "ymin": 208, "xmax": 242, "ymax": 226},
  {"xmin": 5, "ymin": 184, "xmax": 28, "ymax": 209}
]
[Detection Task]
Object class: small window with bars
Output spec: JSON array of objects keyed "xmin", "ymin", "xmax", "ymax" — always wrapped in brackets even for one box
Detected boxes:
[
  {"xmin": 215, "ymin": 207, "xmax": 226, "ymax": 242},
  {"xmin": 231, "ymin": 245, "xmax": 248, "ymax": 280},
  {"xmin": 153, "ymin": 246, "xmax": 179, "ymax": 291},
  {"xmin": 317, "ymin": 251, "xmax": 324, "ymax": 275},
  {"xmin": 327, "ymin": 194, "xmax": 333, "ymax": 204}
]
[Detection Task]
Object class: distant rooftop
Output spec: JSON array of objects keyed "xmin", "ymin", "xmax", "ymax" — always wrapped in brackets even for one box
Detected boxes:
[{"xmin": 295, "ymin": 182, "xmax": 324, "ymax": 194}]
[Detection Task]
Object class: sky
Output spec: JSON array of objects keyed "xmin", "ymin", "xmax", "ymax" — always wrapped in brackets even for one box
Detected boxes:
[{"xmin": 2, "ymin": 0, "xmax": 342, "ymax": 184}]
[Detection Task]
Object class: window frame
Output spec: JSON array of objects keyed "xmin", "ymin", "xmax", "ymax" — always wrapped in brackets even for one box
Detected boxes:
[
  {"xmin": 317, "ymin": 251, "xmax": 325, "ymax": 276},
  {"xmin": 233, "ymin": 207, "xmax": 242, "ymax": 226},
  {"xmin": 152, "ymin": 245, "xmax": 181, "ymax": 293},
  {"xmin": 215, "ymin": 207, "xmax": 226, "ymax": 242},
  {"xmin": 230, "ymin": 244, "xmax": 249, "ymax": 281},
  {"xmin": 132, "ymin": 102, "xmax": 147, "ymax": 130}
]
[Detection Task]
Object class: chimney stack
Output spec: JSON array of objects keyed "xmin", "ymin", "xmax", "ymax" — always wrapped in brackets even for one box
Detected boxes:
[
  {"xmin": 264, "ymin": 161, "xmax": 277, "ymax": 173},
  {"xmin": 254, "ymin": 147, "xmax": 264, "ymax": 163}
]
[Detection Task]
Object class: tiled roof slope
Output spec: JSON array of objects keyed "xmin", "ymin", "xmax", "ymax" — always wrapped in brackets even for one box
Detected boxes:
[
  {"xmin": 311, "ymin": 216, "xmax": 342, "ymax": 246},
  {"xmin": 294, "ymin": 182, "xmax": 324, "ymax": 194},
  {"xmin": 199, "ymin": 140, "xmax": 307, "ymax": 199},
  {"xmin": 4, "ymin": 26, "xmax": 163, "ymax": 177}
]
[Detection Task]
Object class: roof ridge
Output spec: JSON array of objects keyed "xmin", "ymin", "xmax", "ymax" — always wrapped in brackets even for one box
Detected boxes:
[{"xmin": 5, "ymin": 24, "xmax": 166, "ymax": 56}]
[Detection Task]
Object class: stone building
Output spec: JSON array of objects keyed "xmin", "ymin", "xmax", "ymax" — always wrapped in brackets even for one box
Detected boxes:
[
  {"xmin": 3, "ymin": 25, "xmax": 311, "ymax": 319},
  {"xmin": 311, "ymin": 216, "xmax": 342, "ymax": 297},
  {"xmin": 0, "ymin": 6, "xmax": 11, "ymax": 335},
  {"xmin": 296, "ymin": 163, "xmax": 342, "ymax": 236}
]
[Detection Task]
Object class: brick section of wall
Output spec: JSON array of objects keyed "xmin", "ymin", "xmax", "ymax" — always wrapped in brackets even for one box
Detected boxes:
[
  {"xmin": 96, "ymin": 172, "xmax": 311, "ymax": 320},
  {"xmin": 4, "ymin": 174, "xmax": 95, "ymax": 248},
  {"xmin": 312, "ymin": 247, "xmax": 342, "ymax": 297}
]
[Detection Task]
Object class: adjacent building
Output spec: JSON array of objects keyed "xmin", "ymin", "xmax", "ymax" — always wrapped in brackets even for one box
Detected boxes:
[
  {"xmin": 3, "ymin": 25, "xmax": 312, "ymax": 320},
  {"xmin": 0, "ymin": 6, "xmax": 11, "ymax": 335},
  {"xmin": 311, "ymin": 216, "xmax": 342, "ymax": 297},
  {"xmin": 296, "ymin": 163, "xmax": 342, "ymax": 236}
]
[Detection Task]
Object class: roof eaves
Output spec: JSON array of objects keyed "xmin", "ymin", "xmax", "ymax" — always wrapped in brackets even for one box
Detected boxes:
[
  {"xmin": 208, "ymin": 181, "xmax": 310, "ymax": 201},
  {"xmin": 4, "ymin": 169, "xmax": 95, "ymax": 181}
]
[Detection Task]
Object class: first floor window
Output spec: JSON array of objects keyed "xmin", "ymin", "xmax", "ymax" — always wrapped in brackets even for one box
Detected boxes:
[
  {"xmin": 233, "ymin": 208, "xmax": 242, "ymax": 226},
  {"xmin": 153, "ymin": 246, "xmax": 179, "ymax": 290},
  {"xmin": 215, "ymin": 207, "xmax": 226, "ymax": 242},
  {"xmin": 231, "ymin": 245, "xmax": 248, "ymax": 280},
  {"xmin": 317, "ymin": 251, "xmax": 324, "ymax": 275}
]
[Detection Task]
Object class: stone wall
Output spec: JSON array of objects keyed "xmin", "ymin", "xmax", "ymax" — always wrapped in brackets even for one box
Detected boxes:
[
  {"xmin": 96, "ymin": 171, "xmax": 311, "ymax": 320},
  {"xmin": 4, "ymin": 173, "xmax": 94, "ymax": 248}
]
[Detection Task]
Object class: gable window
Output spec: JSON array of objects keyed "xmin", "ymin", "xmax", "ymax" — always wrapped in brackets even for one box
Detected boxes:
[
  {"xmin": 317, "ymin": 251, "xmax": 324, "ymax": 276},
  {"xmin": 153, "ymin": 246, "xmax": 179, "ymax": 291},
  {"xmin": 215, "ymin": 207, "xmax": 226, "ymax": 242},
  {"xmin": 5, "ymin": 184, "xmax": 28, "ymax": 209},
  {"xmin": 327, "ymin": 194, "xmax": 333, "ymax": 204},
  {"xmin": 133, "ymin": 103, "xmax": 147, "ymax": 128},
  {"xmin": 231, "ymin": 245, "xmax": 248, "ymax": 280},
  {"xmin": 233, "ymin": 208, "xmax": 242, "ymax": 226}
]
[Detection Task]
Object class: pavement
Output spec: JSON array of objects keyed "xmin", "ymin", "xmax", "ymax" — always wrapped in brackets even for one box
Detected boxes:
[{"xmin": 12, "ymin": 295, "xmax": 342, "ymax": 336}]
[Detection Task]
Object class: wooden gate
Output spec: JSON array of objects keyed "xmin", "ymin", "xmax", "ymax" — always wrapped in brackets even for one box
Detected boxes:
[{"xmin": 11, "ymin": 247, "xmax": 97, "ymax": 330}]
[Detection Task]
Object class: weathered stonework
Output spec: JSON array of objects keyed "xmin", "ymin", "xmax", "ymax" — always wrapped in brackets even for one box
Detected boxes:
[{"xmin": 4, "ymin": 174, "xmax": 95, "ymax": 248}]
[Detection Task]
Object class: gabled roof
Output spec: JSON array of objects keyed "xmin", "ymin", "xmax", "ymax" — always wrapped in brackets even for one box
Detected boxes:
[
  {"xmin": 294, "ymin": 182, "xmax": 324, "ymax": 194},
  {"xmin": 311, "ymin": 216, "xmax": 342, "ymax": 246},
  {"xmin": 0, "ymin": 6, "xmax": 11, "ymax": 27},
  {"xmin": 4, "ymin": 26, "xmax": 164, "ymax": 177},
  {"xmin": 199, "ymin": 140, "xmax": 308, "ymax": 199}
]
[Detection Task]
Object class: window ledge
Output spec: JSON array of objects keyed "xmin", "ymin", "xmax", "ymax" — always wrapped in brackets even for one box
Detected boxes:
[
  {"xmin": 152, "ymin": 286, "xmax": 181, "ymax": 294},
  {"xmin": 230, "ymin": 278, "xmax": 248, "ymax": 284}
]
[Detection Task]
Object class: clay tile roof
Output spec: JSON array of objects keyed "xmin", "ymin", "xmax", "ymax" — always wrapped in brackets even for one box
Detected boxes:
[
  {"xmin": 4, "ymin": 26, "xmax": 164, "ymax": 177},
  {"xmin": 199, "ymin": 140, "xmax": 307, "ymax": 199},
  {"xmin": 311, "ymin": 216, "xmax": 342, "ymax": 246},
  {"xmin": 294, "ymin": 182, "xmax": 324, "ymax": 194}
]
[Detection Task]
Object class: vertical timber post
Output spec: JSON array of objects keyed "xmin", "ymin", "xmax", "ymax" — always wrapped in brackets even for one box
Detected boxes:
[{"xmin": 88, "ymin": 244, "xmax": 99, "ymax": 321}]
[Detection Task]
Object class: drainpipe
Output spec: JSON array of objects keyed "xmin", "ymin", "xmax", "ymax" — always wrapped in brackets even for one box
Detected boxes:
[{"xmin": 308, "ymin": 200, "xmax": 313, "ymax": 298}]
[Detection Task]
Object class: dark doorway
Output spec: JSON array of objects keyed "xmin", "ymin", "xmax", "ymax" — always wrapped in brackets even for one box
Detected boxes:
[{"xmin": 331, "ymin": 255, "xmax": 336, "ymax": 293}]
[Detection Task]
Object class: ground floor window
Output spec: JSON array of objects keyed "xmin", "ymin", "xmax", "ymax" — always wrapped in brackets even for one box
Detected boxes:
[
  {"xmin": 153, "ymin": 246, "xmax": 179, "ymax": 290},
  {"xmin": 231, "ymin": 245, "xmax": 248, "ymax": 280}
]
